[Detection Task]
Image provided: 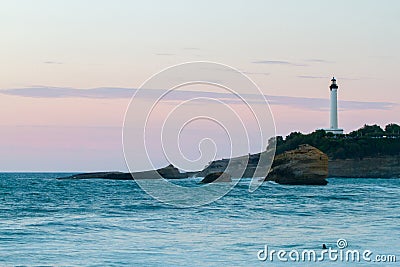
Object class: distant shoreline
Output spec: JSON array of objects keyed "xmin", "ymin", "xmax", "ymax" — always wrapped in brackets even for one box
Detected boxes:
[{"xmin": 54, "ymin": 154, "xmax": 400, "ymax": 180}]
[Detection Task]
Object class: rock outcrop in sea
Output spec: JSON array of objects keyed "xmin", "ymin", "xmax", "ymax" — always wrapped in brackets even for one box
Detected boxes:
[
  {"xmin": 58, "ymin": 164, "xmax": 187, "ymax": 180},
  {"xmin": 265, "ymin": 144, "xmax": 329, "ymax": 185},
  {"xmin": 195, "ymin": 150, "xmax": 274, "ymax": 178},
  {"xmin": 195, "ymin": 145, "xmax": 328, "ymax": 185},
  {"xmin": 200, "ymin": 172, "xmax": 232, "ymax": 183}
]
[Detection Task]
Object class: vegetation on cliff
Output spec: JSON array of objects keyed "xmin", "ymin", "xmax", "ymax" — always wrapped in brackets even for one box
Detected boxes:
[{"xmin": 275, "ymin": 124, "xmax": 400, "ymax": 160}]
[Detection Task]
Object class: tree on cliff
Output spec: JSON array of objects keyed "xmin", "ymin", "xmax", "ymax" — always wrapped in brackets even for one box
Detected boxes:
[
  {"xmin": 348, "ymin": 124, "xmax": 385, "ymax": 138},
  {"xmin": 385, "ymin": 123, "xmax": 400, "ymax": 137},
  {"xmin": 275, "ymin": 124, "xmax": 400, "ymax": 160}
]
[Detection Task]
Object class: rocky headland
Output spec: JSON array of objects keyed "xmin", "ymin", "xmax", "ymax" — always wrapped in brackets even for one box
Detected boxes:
[
  {"xmin": 275, "ymin": 124, "xmax": 400, "ymax": 179},
  {"xmin": 59, "ymin": 124, "xmax": 400, "ymax": 183},
  {"xmin": 58, "ymin": 164, "xmax": 187, "ymax": 180},
  {"xmin": 194, "ymin": 144, "xmax": 400, "ymax": 182}
]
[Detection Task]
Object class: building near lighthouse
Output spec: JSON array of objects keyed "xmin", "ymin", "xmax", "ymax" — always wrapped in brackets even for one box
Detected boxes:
[{"xmin": 325, "ymin": 77, "xmax": 344, "ymax": 134}]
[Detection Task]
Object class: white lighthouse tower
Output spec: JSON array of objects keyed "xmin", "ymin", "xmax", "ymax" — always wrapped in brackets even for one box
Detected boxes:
[{"xmin": 325, "ymin": 77, "xmax": 343, "ymax": 134}]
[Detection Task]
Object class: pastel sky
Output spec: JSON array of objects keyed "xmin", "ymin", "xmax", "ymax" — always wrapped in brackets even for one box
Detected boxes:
[{"xmin": 0, "ymin": 0, "xmax": 399, "ymax": 171}]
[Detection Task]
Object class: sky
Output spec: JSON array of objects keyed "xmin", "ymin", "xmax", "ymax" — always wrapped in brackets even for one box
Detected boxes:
[{"xmin": 0, "ymin": 0, "xmax": 399, "ymax": 171}]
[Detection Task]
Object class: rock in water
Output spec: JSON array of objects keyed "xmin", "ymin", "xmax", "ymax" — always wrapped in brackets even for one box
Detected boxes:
[
  {"xmin": 266, "ymin": 144, "xmax": 328, "ymax": 185},
  {"xmin": 200, "ymin": 172, "xmax": 232, "ymax": 183},
  {"xmin": 57, "ymin": 164, "xmax": 187, "ymax": 180},
  {"xmin": 156, "ymin": 164, "xmax": 187, "ymax": 179}
]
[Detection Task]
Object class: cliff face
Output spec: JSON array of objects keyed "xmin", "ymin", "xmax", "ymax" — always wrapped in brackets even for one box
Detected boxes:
[
  {"xmin": 195, "ymin": 153, "xmax": 262, "ymax": 178},
  {"xmin": 266, "ymin": 144, "xmax": 328, "ymax": 185},
  {"xmin": 196, "ymin": 145, "xmax": 329, "ymax": 185},
  {"xmin": 329, "ymin": 156, "xmax": 400, "ymax": 178},
  {"xmin": 197, "ymin": 146, "xmax": 400, "ymax": 180},
  {"xmin": 197, "ymin": 145, "xmax": 329, "ymax": 185}
]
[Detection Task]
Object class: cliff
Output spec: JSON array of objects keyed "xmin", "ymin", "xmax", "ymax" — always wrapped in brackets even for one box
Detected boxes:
[
  {"xmin": 195, "ymin": 150, "xmax": 274, "ymax": 178},
  {"xmin": 329, "ymin": 156, "xmax": 400, "ymax": 178},
  {"xmin": 195, "ymin": 147, "xmax": 400, "ymax": 180},
  {"xmin": 195, "ymin": 145, "xmax": 329, "ymax": 185},
  {"xmin": 265, "ymin": 144, "xmax": 328, "ymax": 185}
]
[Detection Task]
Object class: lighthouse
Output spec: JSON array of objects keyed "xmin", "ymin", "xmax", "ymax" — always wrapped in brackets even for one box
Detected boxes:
[{"xmin": 325, "ymin": 77, "xmax": 343, "ymax": 134}]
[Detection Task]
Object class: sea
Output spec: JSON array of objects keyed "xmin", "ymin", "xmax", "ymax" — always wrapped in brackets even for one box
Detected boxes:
[{"xmin": 0, "ymin": 173, "xmax": 399, "ymax": 266}]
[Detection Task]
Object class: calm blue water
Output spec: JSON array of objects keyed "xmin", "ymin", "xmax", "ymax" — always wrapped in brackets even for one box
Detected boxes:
[{"xmin": 0, "ymin": 173, "xmax": 399, "ymax": 266}]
